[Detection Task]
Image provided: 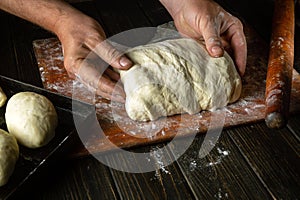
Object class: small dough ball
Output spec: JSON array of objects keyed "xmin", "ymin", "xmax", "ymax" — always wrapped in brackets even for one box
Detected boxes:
[
  {"xmin": 5, "ymin": 92, "xmax": 58, "ymax": 148},
  {"xmin": 0, "ymin": 86, "xmax": 7, "ymax": 107},
  {"xmin": 0, "ymin": 129, "xmax": 19, "ymax": 187}
]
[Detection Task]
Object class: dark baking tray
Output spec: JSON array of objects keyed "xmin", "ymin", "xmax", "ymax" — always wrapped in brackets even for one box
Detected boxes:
[{"xmin": 0, "ymin": 75, "xmax": 92, "ymax": 199}]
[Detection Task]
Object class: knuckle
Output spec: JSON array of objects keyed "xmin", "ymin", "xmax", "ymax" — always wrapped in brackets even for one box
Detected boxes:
[
  {"xmin": 106, "ymin": 47, "xmax": 121, "ymax": 61},
  {"xmin": 97, "ymin": 76, "xmax": 110, "ymax": 92},
  {"xmin": 64, "ymin": 57, "xmax": 81, "ymax": 76},
  {"xmin": 95, "ymin": 41, "xmax": 122, "ymax": 65},
  {"xmin": 64, "ymin": 58, "xmax": 75, "ymax": 74},
  {"xmin": 207, "ymin": 36, "xmax": 222, "ymax": 46},
  {"xmin": 233, "ymin": 17, "xmax": 244, "ymax": 29}
]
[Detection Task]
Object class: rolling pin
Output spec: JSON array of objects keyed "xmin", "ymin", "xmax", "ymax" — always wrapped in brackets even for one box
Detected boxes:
[{"xmin": 265, "ymin": 0, "xmax": 295, "ymax": 129}]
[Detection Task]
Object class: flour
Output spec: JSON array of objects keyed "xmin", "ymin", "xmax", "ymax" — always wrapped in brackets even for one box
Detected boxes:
[
  {"xmin": 206, "ymin": 147, "xmax": 230, "ymax": 167},
  {"xmin": 150, "ymin": 146, "xmax": 171, "ymax": 177}
]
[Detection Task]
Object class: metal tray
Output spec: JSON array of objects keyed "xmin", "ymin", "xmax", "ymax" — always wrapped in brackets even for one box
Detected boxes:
[{"xmin": 0, "ymin": 75, "xmax": 91, "ymax": 199}]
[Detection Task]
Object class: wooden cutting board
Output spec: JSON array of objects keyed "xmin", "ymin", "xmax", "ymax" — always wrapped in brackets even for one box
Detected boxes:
[{"xmin": 32, "ymin": 24, "xmax": 300, "ymax": 157}]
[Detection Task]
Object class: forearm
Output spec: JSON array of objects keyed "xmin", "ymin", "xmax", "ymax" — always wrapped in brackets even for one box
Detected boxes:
[{"xmin": 0, "ymin": 0, "xmax": 82, "ymax": 35}]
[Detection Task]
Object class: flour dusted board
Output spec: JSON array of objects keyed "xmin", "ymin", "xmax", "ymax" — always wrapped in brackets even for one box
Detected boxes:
[{"xmin": 32, "ymin": 24, "xmax": 300, "ymax": 156}]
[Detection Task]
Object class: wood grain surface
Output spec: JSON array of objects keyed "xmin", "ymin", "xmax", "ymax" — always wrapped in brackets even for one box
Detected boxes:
[
  {"xmin": 228, "ymin": 123, "xmax": 300, "ymax": 199},
  {"xmin": 171, "ymin": 133, "xmax": 272, "ymax": 199},
  {"xmin": 32, "ymin": 21, "xmax": 300, "ymax": 157},
  {"xmin": 103, "ymin": 144, "xmax": 194, "ymax": 199},
  {"xmin": 265, "ymin": 0, "xmax": 295, "ymax": 129}
]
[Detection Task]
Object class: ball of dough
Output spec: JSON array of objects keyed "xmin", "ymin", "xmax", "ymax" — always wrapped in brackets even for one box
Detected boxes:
[
  {"xmin": 5, "ymin": 92, "xmax": 58, "ymax": 148},
  {"xmin": 120, "ymin": 38, "xmax": 242, "ymax": 121},
  {"xmin": 0, "ymin": 86, "xmax": 7, "ymax": 107},
  {"xmin": 0, "ymin": 129, "xmax": 19, "ymax": 187}
]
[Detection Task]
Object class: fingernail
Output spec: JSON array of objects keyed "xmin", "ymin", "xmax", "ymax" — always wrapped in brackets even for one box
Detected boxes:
[
  {"xmin": 119, "ymin": 56, "xmax": 132, "ymax": 68},
  {"xmin": 211, "ymin": 46, "xmax": 223, "ymax": 57}
]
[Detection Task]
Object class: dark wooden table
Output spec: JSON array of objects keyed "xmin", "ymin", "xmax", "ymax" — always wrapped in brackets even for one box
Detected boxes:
[{"xmin": 0, "ymin": 0, "xmax": 299, "ymax": 199}]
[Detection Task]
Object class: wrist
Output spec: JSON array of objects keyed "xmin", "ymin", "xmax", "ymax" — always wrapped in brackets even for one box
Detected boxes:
[
  {"xmin": 53, "ymin": 9, "xmax": 91, "ymax": 41},
  {"xmin": 52, "ymin": 6, "xmax": 81, "ymax": 36}
]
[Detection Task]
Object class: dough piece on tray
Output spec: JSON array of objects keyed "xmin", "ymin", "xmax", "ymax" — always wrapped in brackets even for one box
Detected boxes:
[
  {"xmin": 0, "ymin": 129, "xmax": 19, "ymax": 187},
  {"xmin": 119, "ymin": 38, "xmax": 242, "ymax": 121},
  {"xmin": 5, "ymin": 92, "xmax": 58, "ymax": 148},
  {"xmin": 0, "ymin": 87, "xmax": 7, "ymax": 107}
]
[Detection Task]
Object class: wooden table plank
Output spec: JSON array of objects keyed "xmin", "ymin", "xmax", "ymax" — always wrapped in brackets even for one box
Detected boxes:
[
  {"xmin": 95, "ymin": 0, "xmax": 153, "ymax": 37},
  {"xmin": 137, "ymin": 0, "xmax": 172, "ymax": 26},
  {"xmin": 169, "ymin": 133, "xmax": 272, "ymax": 199},
  {"xmin": 0, "ymin": 11, "xmax": 18, "ymax": 78},
  {"xmin": 71, "ymin": 1, "xmax": 104, "ymax": 24},
  {"xmin": 287, "ymin": 21, "xmax": 300, "ymax": 140},
  {"xmin": 102, "ymin": 144, "xmax": 194, "ymax": 199},
  {"xmin": 287, "ymin": 115, "xmax": 300, "ymax": 141},
  {"xmin": 30, "ymin": 157, "xmax": 120, "ymax": 200},
  {"xmin": 7, "ymin": 14, "xmax": 54, "ymax": 86},
  {"xmin": 227, "ymin": 122, "xmax": 300, "ymax": 199},
  {"xmin": 216, "ymin": 0, "xmax": 274, "ymax": 42}
]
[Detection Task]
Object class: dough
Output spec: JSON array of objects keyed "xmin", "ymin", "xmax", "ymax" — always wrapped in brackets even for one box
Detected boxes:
[
  {"xmin": 0, "ymin": 87, "xmax": 7, "ymax": 107},
  {"xmin": 5, "ymin": 92, "xmax": 58, "ymax": 148},
  {"xmin": 119, "ymin": 38, "xmax": 242, "ymax": 121},
  {"xmin": 0, "ymin": 129, "xmax": 19, "ymax": 187}
]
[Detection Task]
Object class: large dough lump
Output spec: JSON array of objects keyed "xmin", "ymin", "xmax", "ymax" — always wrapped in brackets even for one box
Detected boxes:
[
  {"xmin": 120, "ymin": 38, "xmax": 242, "ymax": 121},
  {"xmin": 0, "ymin": 129, "xmax": 19, "ymax": 186},
  {"xmin": 5, "ymin": 92, "xmax": 58, "ymax": 148}
]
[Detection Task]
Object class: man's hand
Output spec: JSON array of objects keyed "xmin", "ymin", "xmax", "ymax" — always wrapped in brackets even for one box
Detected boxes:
[
  {"xmin": 55, "ymin": 12, "xmax": 132, "ymax": 102},
  {"xmin": 160, "ymin": 0, "xmax": 247, "ymax": 76},
  {"xmin": 0, "ymin": 0, "xmax": 132, "ymax": 102}
]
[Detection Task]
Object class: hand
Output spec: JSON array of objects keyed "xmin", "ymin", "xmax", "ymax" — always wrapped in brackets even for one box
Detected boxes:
[
  {"xmin": 161, "ymin": 0, "xmax": 247, "ymax": 76},
  {"xmin": 54, "ymin": 11, "xmax": 132, "ymax": 102}
]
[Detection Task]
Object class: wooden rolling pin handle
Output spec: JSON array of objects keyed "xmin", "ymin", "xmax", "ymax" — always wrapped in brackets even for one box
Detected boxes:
[{"xmin": 265, "ymin": 0, "xmax": 295, "ymax": 129}]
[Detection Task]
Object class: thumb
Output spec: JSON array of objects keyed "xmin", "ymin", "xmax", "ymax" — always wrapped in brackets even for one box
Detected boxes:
[
  {"xmin": 93, "ymin": 40, "xmax": 133, "ymax": 70},
  {"xmin": 201, "ymin": 25, "xmax": 224, "ymax": 58}
]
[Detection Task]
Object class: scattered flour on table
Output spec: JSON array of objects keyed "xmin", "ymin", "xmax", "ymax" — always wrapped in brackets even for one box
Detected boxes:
[
  {"xmin": 215, "ymin": 188, "xmax": 229, "ymax": 199},
  {"xmin": 187, "ymin": 147, "xmax": 230, "ymax": 172},
  {"xmin": 147, "ymin": 146, "xmax": 171, "ymax": 181},
  {"xmin": 206, "ymin": 147, "xmax": 230, "ymax": 167},
  {"xmin": 189, "ymin": 160, "xmax": 197, "ymax": 171}
]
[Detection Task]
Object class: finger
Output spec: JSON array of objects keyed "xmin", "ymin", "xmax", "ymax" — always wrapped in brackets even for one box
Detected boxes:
[
  {"xmin": 92, "ymin": 40, "xmax": 133, "ymax": 70},
  {"xmin": 220, "ymin": 38, "xmax": 233, "ymax": 56},
  {"xmin": 96, "ymin": 85, "xmax": 125, "ymax": 103},
  {"xmin": 220, "ymin": 38, "xmax": 230, "ymax": 51},
  {"xmin": 75, "ymin": 60, "xmax": 125, "ymax": 101},
  {"xmin": 75, "ymin": 60, "xmax": 101, "ymax": 90},
  {"xmin": 104, "ymin": 67, "xmax": 120, "ymax": 81},
  {"xmin": 97, "ymin": 92, "xmax": 125, "ymax": 103},
  {"xmin": 63, "ymin": 44, "xmax": 91, "ymax": 77},
  {"xmin": 226, "ymin": 20, "xmax": 247, "ymax": 76},
  {"xmin": 97, "ymin": 74, "xmax": 125, "ymax": 100},
  {"xmin": 201, "ymin": 21, "xmax": 224, "ymax": 58}
]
